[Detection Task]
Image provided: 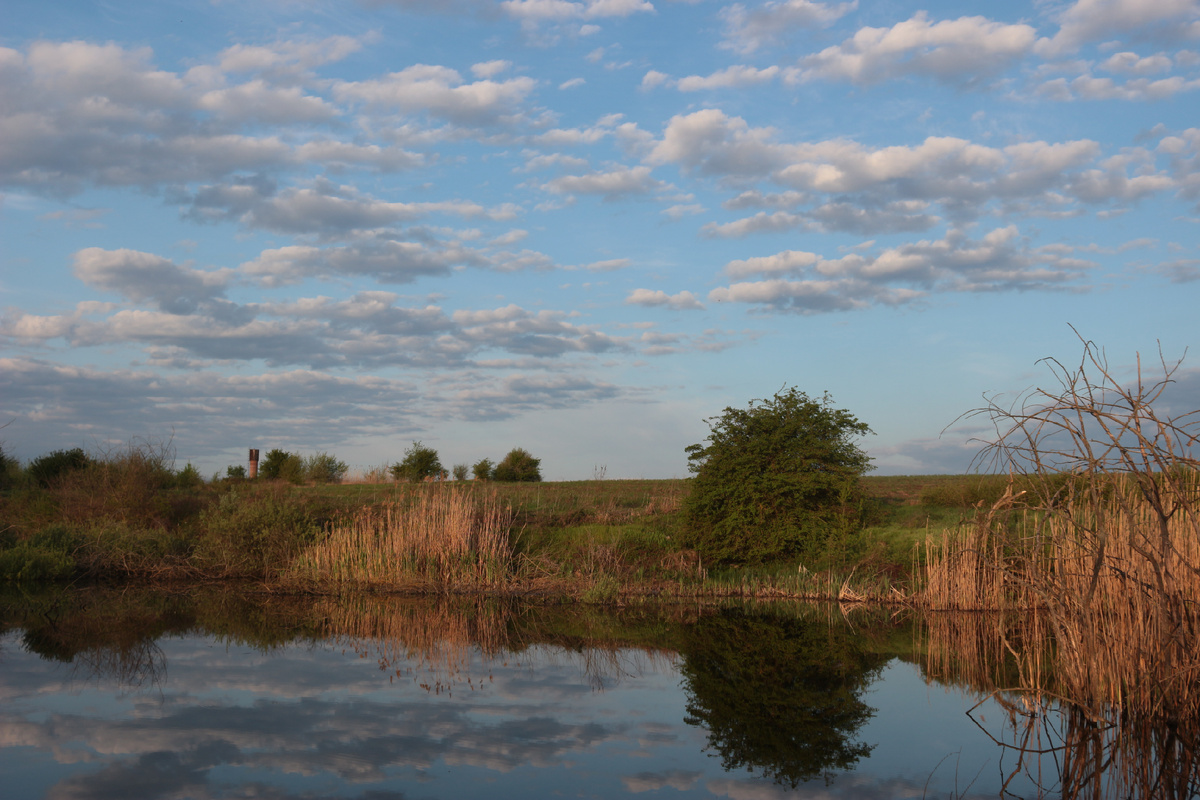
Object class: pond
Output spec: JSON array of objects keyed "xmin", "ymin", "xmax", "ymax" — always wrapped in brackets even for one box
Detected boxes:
[{"xmin": 0, "ymin": 587, "xmax": 1195, "ymax": 799}]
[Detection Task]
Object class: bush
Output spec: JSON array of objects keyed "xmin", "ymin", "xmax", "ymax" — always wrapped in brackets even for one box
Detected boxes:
[
  {"xmin": 226, "ymin": 465, "xmax": 247, "ymax": 480},
  {"xmin": 681, "ymin": 387, "xmax": 873, "ymax": 565},
  {"xmin": 259, "ymin": 449, "xmax": 304, "ymax": 483},
  {"xmin": 28, "ymin": 448, "xmax": 92, "ymax": 488},
  {"xmin": 304, "ymin": 452, "xmax": 348, "ymax": 484},
  {"xmin": 391, "ymin": 441, "xmax": 443, "ymax": 482},
  {"xmin": 175, "ymin": 463, "xmax": 204, "ymax": 488},
  {"xmin": 195, "ymin": 490, "xmax": 321, "ymax": 574},
  {"xmin": 472, "ymin": 458, "xmax": 494, "ymax": 481},
  {"xmin": 0, "ymin": 445, "xmax": 20, "ymax": 490},
  {"xmin": 452, "ymin": 463, "xmax": 469, "ymax": 481},
  {"xmin": 493, "ymin": 448, "xmax": 542, "ymax": 482}
]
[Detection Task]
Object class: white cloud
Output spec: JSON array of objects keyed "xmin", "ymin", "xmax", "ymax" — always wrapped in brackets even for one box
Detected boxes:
[
  {"xmin": 72, "ymin": 248, "xmax": 230, "ymax": 314},
  {"xmin": 1040, "ymin": 0, "xmax": 1200, "ymax": 57},
  {"xmin": 334, "ymin": 65, "xmax": 537, "ymax": 125},
  {"xmin": 707, "ymin": 226, "xmax": 1095, "ymax": 314},
  {"xmin": 625, "ymin": 289, "xmax": 705, "ymax": 309},
  {"xmin": 542, "ymin": 165, "xmax": 661, "ymax": 198},
  {"xmin": 720, "ymin": 0, "xmax": 857, "ymax": 54},
  {"xmin": 799, "ymin": 12, "xmax": 1036, "ymax": 86},
  {"xmin": 675, "ymin": 65, "xmax": 780, "ymax": 91},
  {"xmin": 471, "ymin": 60, "xmax": 512, "ymax": 78}
]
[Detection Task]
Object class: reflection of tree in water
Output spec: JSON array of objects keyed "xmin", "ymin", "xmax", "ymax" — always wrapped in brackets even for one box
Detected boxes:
[{"xmin": 677, "ymin": 607, "xmax": 889, "ymax": 788}]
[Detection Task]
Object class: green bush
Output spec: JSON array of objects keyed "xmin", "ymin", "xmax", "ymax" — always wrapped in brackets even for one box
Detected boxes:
[
  {"xmin": 452, "ymin": 463, "xmax": 469, "ymax": 481},
  {"xmin": 493, "ymin": 448, "xmax": 542, "ymax": 482},
  {"xmin": 0, "ymin": 524, "xmax": 81, "ymax": 581},
  {"xmin": 226, "ymin": 465, "xmax": 247, "ymax": 480},
  {"xmin": 391, "ymin": 441, "xmax": 443, "ymax": 482},
  {"xmin": 304, "ymin": 452, "xmax": 348, "ymax": 484},
  {"xmin": 195, "ymin": 491, "xmax": 321, "ymax": 574},
  {"xmin": 0, "ymin": 545, "xmax": 75, "ymax": 581},
  {"xmin": 28, "ymin": 448, "xmax": 92, "ymax": 488},
  {"xmin": 472, "ymin": 458, "xmax": 494, "ymax": 481},
  {"xmin": 681, "ymin": 387, "xmax": 873, "ymax": 565}
]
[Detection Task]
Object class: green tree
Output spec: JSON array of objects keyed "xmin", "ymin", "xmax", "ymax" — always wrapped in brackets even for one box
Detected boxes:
[
  {"xmin": 259, "ymin": 449, "xmax": 303, "ymax": 483},
  {"xmin": 682, "ymin": 387, "xmax": 872, "ymax": 565},
  {"xmin": 451, "ymin": 463, "xmax": 469, "ymax": 481},
  {"xmin": 493, "ymin": 448, "xmax": 542, "ymax": 482},
  {"xmin": 391, "ymin": 441, "xmax": 443, "ymax": 482},
  {"xmin": 304, "ymin": 452, "xmax": 348, "ymax": 484},
  {"xmin": 472, "ymin": 457, "xmax": 494, "ymax": 481}
]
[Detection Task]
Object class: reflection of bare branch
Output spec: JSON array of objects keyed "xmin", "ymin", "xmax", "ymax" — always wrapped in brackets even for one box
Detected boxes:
[{"xmin": 70, "ymin": 639, "xmax": 167, "ymax": 693}]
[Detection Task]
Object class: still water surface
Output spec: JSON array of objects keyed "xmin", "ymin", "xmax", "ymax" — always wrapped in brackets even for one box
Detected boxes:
[{"xmin": 0, "ymin": 589, "xmax": 1182, "ymax": 798}]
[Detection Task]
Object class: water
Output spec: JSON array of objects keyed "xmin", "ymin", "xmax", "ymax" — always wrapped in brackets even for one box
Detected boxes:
[{"xmin": 0, "ymin": 589, "xmax": 1193, "ymax": 799}]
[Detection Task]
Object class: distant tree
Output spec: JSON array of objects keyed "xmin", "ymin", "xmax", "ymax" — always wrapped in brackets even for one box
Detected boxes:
[
  {"xmin": 259, "ymin": 449, "xmax": 304, "ymax": 483},
  {"xmin": 493, "ymin": 448, "xmax": 542, "ymax": 482},
  {"xmin": 28, "ymin": 448, "xmax": 92, "ymax": 488},
  {"xmin": 391, "ymin": 441, "xmax": 443, "ymax": 482},
  {"xmin": 225, "ymin": 465, "xmax": 247, "ymax": 480},
  {"xmin": 305, "ymin": 452, "xmax": 349, "ymax": 484},
  {"xmin": 175, "ymin": 463, "xmax": 204, "ymax": 488},
  {"xmin": 452, "ymin": 463, "xmax": 469, "ymax": 481},
  {"xmin": 682, "ymin": 387, "xmax": 873, "ymax": 565},
  {"xmin": 472, "ymin": 458, "xmax": 494, "ymax": 481}
]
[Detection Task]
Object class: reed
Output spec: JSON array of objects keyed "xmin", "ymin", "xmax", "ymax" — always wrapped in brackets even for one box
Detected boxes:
[
  {"xmin": 920, "ymin": 334, "xmax": 1200, "ymax": 740},
  {"xmin": 291, "ymin": 486, "xmax": 514, "ymax": 589}
]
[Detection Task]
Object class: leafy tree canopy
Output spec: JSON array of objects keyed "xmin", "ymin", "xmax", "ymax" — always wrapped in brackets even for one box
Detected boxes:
[
  {"xmin": 391, "ymin": 441, "xmax": 443, "ymax": 482},
  {"xmin": 682, "ymin": 387, "xmax": 872, "ymax": 565},
  {"xmin": 493, "ymin": 448, "xmax": 541, "ymax": 482},
  {"xmin": 472, "ymin": 458, "xmax": 494, "ymax": 481},
  {"xmin": 259, "ymin": 449, "xmax": 303, "ymax": 483}
]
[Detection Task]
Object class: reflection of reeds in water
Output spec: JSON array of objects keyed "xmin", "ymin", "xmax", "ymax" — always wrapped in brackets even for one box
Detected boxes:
[
  {"xmin": 291, "ymin": 487, "xmax": 514, "ymax": 588},
  {"xmin": 318, "ymin": 595, "xmax": 514, "ymax": 690},
  {"xmin": 921, "ymin": 610, "xmax": 1200, "ymax": 799},
  {"xmin": 315, "ymin": 594, "xmax": 677, "ymax": 694}
]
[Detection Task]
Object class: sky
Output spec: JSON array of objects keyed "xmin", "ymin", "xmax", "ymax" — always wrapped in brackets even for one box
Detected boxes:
[{"xmin": 1, "ymin": 0, "xmax": 1198, "ymax": 480}]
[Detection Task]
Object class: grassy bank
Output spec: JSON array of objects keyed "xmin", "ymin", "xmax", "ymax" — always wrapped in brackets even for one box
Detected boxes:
[{"xmin": 1, "ymin": 445, "xmax": 997, "ymax": 598}]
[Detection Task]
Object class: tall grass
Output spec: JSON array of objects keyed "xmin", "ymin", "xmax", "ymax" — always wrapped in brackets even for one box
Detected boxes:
[
  {"xmin": 291, "ymin": 487, "xmax": 514, "ymax": 589},
  {"xmin": 920, "ymin": 336, "xmax": 1200, "ymax": 731}
]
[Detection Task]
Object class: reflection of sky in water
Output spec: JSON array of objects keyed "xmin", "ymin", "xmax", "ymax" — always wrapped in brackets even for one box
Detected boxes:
[{"xmin": 0, "ymin": 631, "xmax": 1038, "ymax": 799}]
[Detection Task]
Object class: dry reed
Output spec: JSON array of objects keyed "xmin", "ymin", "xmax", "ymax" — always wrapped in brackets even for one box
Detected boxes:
[{"xmin": 291, "ymin": 486, "xmax": 514, "ymax": 589}]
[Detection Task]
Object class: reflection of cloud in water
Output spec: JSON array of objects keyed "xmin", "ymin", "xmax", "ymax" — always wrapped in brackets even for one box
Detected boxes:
[
  {"xmin": 0, "ymin": 636, "xmax": 682, "ymax": 799},
  {"xmin": 706, "ymin": 772, "xmax": 1000, "ymax": 800},
  {"xmin": 623, "ymin": 769, "xmax": 702, "ymax": 792}
]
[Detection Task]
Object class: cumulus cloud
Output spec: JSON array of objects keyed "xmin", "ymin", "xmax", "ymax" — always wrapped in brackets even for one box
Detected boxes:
[
  {"xmin": 625, "ymin": 289, "xmax": 705, "ymax": 309},
  {"xmin": 72, "ymin": 248, "xmax": 231, "ymax": 314},
  {"xmin": 334, "ymin": 64, "xmax": 538, "ymax": 125},
  {"xmin": 500, "ymin": 0, "xmax": 654, "ymax": 27},
  {"xmin": 708, "ymin": 226, "xmax": 1095, "ymax": 314},
  {"xmin": 646, "ymin": 109, "xmax": 1168, "ymax": 232},
  {"xmin": 720, "ymin": 0, "xmax": 857, "ymax": 54},
  {"xmin": 1039, "ymin": 0, "xmax": 1200, "ymax": 57},
  {"xmin": 798, "ymin": 12, "xmax": 1037, "ymax": 86},
  {"xmin": 542, "ymin": 165, "xmax": 661, "ymax": 198}
]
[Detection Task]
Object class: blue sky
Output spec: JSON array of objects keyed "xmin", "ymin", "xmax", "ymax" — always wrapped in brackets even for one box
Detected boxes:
[{"xmin": 2, "ymin": 0, "xmax": 1198, "ymax": 479}]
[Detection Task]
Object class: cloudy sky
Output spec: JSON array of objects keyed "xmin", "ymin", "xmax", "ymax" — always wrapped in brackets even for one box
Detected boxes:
[{"xmin": 2, "ymin": 0, "xmax": 1198, "ymax": 478}]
